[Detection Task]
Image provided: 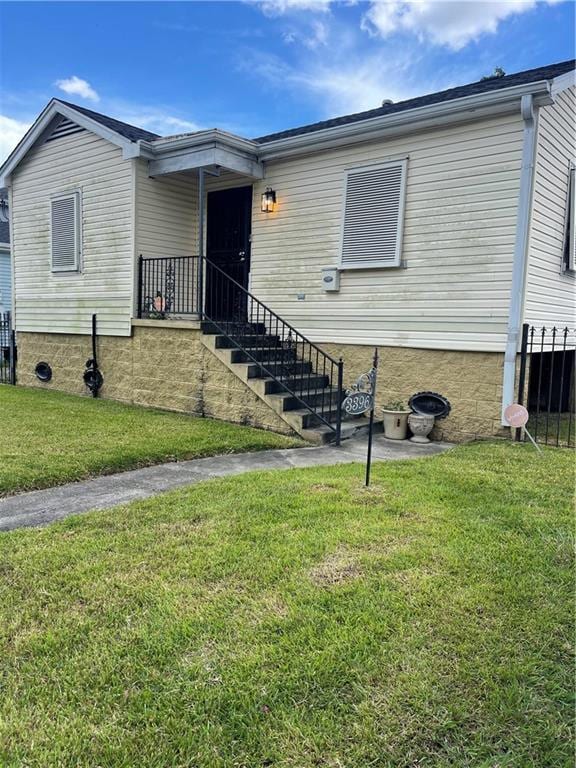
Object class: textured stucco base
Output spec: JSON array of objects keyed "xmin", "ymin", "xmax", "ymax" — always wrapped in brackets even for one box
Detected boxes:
[
  {"xmin": 16, "ymin": 328, "xmax": 293, "ymax": 436},
  {"xmin": 321, "ymin": 343, "xmax": 508, "ymax": 443}
]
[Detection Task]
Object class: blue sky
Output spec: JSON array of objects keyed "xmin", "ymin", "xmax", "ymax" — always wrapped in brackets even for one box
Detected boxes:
[{"xmin": 0, "ymin": 1, "xmax": 574, "ymax": 159}]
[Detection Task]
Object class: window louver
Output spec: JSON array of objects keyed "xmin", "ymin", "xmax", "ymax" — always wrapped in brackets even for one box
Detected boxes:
[
  {"xmin": 51, "ymin": 193, "xmax": 80, "ymax": 272},
  {"xmin": 341, "ymin": 160, "xmax": 407, "ymax": 269}
]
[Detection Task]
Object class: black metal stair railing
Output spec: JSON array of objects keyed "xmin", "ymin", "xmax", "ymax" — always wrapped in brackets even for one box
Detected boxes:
[
  {"xmin": 202, "ymin": 257, "xmax": 344, "ymax": 443},
  {"xmin": 136, "ymin": 254, "xmax": 344, "ymax": 442}
]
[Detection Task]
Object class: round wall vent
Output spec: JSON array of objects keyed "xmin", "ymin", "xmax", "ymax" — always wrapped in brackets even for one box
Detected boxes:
[
  {"xmin": 35, "ymin": 361, "xmax": 53, "ymax": 383},
  {"xmin": 408, "ymin": 391, "xmax": 451, "ymax": 420}
]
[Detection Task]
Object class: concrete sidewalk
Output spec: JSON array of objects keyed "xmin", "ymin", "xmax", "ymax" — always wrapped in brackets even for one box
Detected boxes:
[{"xmin": 0, "ymin": 436, "xmax": 452, "ymax": 531}]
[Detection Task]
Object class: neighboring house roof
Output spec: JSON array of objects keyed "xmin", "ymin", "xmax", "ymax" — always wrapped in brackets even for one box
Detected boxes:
[
  {"xmin": 55, "ymin": 100, "xmax": 160, "ymax": 142},
  {"xmin": 254, "ymin": 59, "xmax": 576, "ymax": 143}
]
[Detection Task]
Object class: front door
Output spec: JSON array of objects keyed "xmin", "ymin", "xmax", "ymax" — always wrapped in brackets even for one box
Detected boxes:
[{"xmin": 206, "ymin": 186, "xmax": 252, "ymax": 321}]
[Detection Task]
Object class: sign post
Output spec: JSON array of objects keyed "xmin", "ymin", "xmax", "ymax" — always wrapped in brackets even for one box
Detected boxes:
[
  {"xmin": 504, "ymin": 403, "xmax": 542, "ymax": 454},
  {"xmin": 364, "ymin": 348, "xmax": 379, "ymax": 487},
  {"xmin": 340, "ymin": 348, "xmax": 379, "ymax": 486}
]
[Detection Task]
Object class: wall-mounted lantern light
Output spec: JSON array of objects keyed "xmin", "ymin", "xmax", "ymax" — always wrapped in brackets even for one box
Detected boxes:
[{"xmin": 261, "ymin": 187, "xmax": 276, "ymax": 213}]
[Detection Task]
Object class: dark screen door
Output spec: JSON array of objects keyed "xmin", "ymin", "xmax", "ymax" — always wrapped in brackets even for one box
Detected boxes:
[{"xmin": 206, "ymin": 186, "xmax": 252, "ymax": 320}]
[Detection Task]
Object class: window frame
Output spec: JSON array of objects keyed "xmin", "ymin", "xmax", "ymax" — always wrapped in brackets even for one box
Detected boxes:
[
  {"xmin": 50, "ymin": 190, "xmax": 82, "ymax": 274},
  {"xmin": 339, "ymin": 157, "xmax": 408, "ymax": 271},
  {"xmin": 562, "ymin": 163, "xmax": 575, "ymax": 274}
]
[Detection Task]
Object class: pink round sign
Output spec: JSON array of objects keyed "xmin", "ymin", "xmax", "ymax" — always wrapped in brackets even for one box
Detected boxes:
[{"xmin": 504, "ymin": 403, "xmax": 529, "ymax": 428}]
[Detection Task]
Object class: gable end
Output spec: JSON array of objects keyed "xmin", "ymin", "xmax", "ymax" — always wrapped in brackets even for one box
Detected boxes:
[{"xmin": 45, "ymin": 116, "xmax": 85, "ymax": 144}]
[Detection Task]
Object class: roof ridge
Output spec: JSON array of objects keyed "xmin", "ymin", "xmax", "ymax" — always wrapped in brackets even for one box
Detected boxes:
[{"xmin": 254, "ymin": 58, "xmax": 575, "ymax": 144}]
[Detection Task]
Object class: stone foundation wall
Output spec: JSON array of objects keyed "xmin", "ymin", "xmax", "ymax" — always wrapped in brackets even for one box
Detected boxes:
[
  {"xmin": 16, "ymin": 327, "xmax": 293, "ymax": 435},
  {"xmin": 320, "ymin": 343, "xmax": 508, "ymax": 443},
  {"xmin": 16, "ymin": 327, "xmax": 509, "ymax": 443}
]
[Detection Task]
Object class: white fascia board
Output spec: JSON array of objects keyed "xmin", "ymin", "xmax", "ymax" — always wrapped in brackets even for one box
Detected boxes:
[
  {"xmin": 0, "ymin": 100, "xmax": 139, "ymax": 186},
  {"xmin": 149, "ymin": 145, "xmax": 263, "ymax": 179},
  {"xmin": 146, "ymin": 132, "xmax": 263, "ymax": 178},
  {"xmin": 258, "ymin": 80, "xmax": 554, "ymax": 161},
  {"xmin": 551, "ymin": 70, "xmax": 576, "ymax": 98},
  {"xmin": 153, "ymin": 129, "xmax": 259, "ymax": 155}
]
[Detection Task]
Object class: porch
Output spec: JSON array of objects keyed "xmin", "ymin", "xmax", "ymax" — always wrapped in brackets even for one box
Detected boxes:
[
  {"xmin": 134, "ymin": 249, "xmax": 351, "ymax": 445},
  {"xmin": 133, "ymin": 139, "xmax": 352, "ymax": 445}
]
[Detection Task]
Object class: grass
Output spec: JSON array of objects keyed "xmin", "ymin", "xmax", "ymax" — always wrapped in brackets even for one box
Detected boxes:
[
  {"xmin": 0, "ymin": 386, "xmax": 301, "ymax": 496},
  {"xmin": 0, "ymin": 441, "xmax": 573, "ymax": 767},
  {"xmin": 526, "ymin": 411, "xmax": 575, "ymax": 448}
]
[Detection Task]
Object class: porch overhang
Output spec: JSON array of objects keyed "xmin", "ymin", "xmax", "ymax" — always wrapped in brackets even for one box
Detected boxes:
[{"xmin": 128, "ymin": 129, "xmax": 264, "ymax": 180}]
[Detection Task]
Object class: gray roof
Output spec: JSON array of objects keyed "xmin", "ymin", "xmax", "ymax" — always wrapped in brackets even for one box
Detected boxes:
[
  {"xmin": 254, "ymin": 59, "xmax": 575, "ymax": 143},
  {"xmin": 56, "ymin": 100, "xmax": 160, "ymax": 142},
  {"xmin": 57, "ymin": 58, "xmax": 575, "ymax": 149}
]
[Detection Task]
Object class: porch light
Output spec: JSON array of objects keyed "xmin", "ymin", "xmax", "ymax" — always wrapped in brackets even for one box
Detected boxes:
[{"xmin": 261, "ymin": 187, "xmax": 276, "ymax": 213}]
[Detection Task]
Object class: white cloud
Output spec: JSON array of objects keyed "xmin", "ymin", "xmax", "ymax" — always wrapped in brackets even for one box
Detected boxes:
[
  {"xmin": 111, "ymin": 105, "xmax": 202, "ymax": 136},
  {"xmin": 0, "ymin": 115, "xmax": 31, "ymax": 163},
  {"xmin": 256, "ymin": 0, "xmax": 332, "ymax": 15},
  {"xmin": 55, "ymin": 76, "xmax": 100, "ymax": 102},
  {"xmin": 242, "ymin": 47, "xmax": 433, "ymax": 116},
  {"xmin": 361, "ymin": 0, "xmax": 556, "ymax": 51},
  {"xmin": 282, "ymin": 18, "xmax": 329, "ymax": 47}
]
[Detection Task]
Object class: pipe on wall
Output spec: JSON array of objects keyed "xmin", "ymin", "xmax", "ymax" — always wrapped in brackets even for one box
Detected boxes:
[{"xmin": 501, "ymin": 93, "xmax": 537, "ymax": 424}]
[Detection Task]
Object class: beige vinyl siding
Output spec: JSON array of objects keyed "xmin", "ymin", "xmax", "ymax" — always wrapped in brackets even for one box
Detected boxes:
[
  {"xmin": 524, "ymin": 85, "xmax": 576, "ymax": 328},
  {"xmin": 250, "ymin": 113, "xmax": 525, "ymax": 351},
  {"xmin": 11, "ymin": 128, "xmax": 134, "ymax": 336},
  {"xmin": 135, "ymin": 161, "xmax": 198, "ymax": 258}
]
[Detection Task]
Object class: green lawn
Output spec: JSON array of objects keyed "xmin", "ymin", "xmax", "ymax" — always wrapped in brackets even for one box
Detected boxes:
[
  {"xmin": 0, "ymin": 386, "xmax": 300, "ymax": 495},
  {"xmin": 1, "ymin": 442, "xmax": 573, "ymax": 767}
]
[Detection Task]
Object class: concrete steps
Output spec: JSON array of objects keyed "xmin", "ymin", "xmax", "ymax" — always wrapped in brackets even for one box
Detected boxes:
[{"xmin": 201, "ymin": 329, "xmax": 382, "ymax": 444}]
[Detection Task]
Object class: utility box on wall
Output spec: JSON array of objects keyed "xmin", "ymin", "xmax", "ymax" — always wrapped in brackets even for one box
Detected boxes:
[{"xmin": 321, "ymin": 267, "xmax": 340, "ymax": 292}]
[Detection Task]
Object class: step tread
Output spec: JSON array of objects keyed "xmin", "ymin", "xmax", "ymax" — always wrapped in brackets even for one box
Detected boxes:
[{"xmin": 266, "ymin": 387, "xmax": 340, "ymax": 401}]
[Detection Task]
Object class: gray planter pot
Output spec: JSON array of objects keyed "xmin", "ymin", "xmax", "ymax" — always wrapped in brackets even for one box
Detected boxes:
[
  {"xmin": 381, "ymin": 409, "xmax": 409, "ymax": 440},
  {"xmin": 408, "ymin": 412, "xmax": 435, "ymax": 443}
]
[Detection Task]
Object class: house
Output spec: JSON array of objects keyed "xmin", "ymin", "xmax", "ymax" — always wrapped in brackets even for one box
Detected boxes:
[
  {"xmin": 0, "ymin": 59, "xmax": 574, "ymax": 443},
  {"xmin": 0, "ymin": 189, "xmax": 10, "ymax": 316}
]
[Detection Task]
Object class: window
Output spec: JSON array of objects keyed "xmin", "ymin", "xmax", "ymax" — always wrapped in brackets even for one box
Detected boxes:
[
  {"xmin": 51, "ymin": 192, "xmax": 81, "ymax": 272},
  {"xmin": 563, "ymin": 164, "xmax": 575, "ymax": 273},
  {"xmin": 340, "ymin": 159, "xmax": 407, "ymax": 270}
]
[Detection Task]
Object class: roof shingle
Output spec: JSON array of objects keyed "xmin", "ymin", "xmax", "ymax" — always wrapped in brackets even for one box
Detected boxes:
[{"xmin": 56, "ymin": 100, "xmax": 160, "ymax": 142}]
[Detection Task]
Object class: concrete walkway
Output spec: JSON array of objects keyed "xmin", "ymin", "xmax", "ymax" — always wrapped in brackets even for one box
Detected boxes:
[{"xmin": 0, "ymin": 436, "xmax": 452, "ymax": 532}]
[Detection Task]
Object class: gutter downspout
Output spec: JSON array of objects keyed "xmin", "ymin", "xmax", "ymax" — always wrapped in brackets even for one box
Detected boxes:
[{"xmin": 501, "ymin": 93, "xmax": 538, "ymax": 423}]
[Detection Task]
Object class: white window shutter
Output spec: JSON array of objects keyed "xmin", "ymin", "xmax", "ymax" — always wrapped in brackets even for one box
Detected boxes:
[
  {"xmin": 341, "ymin": 160, "xmax": 407, "ymax": 269},
  {"xmin": 51, "ymin": 193, "xmax": 80, "ymax": 272},
  {"xmin": 564, "ymin": 165, "xmax": 575, "ymax": 272}
]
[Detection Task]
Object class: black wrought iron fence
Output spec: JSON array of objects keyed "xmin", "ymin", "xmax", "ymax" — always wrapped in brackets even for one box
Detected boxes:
[
  {"xmin": 517, "ymin": 324, "xmax": 575, "ymax": 447},
  {"xmin": 137, "ymin": 255, "xmax": 201, "ymax": 318},
  {"xmin": 0, "ymin": 312, "xmax": 16, "ymax": 385}
]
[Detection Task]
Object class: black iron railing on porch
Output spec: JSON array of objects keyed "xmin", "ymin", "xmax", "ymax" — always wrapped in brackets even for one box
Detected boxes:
[
  {"xmin": 138, "ymin": 255, "xmax": 201, "ymax": 319},
  {"xmin": 137, "ymin": 254, "xmax": 344, "ymax": 441},
  {"xmin": 517, "ymin": 323, "xmax": 575, "ymax": 448}
]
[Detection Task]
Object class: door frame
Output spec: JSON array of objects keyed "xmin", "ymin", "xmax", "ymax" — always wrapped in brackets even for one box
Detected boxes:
[{"xmin": 205, "ymin": 184, "xmax": 253, "ymax": 320}]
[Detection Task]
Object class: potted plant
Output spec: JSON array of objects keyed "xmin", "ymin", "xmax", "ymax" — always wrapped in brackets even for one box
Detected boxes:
[{"xmin": 381, "ymin": 400, "xmax": 409, "ymax": 440}]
